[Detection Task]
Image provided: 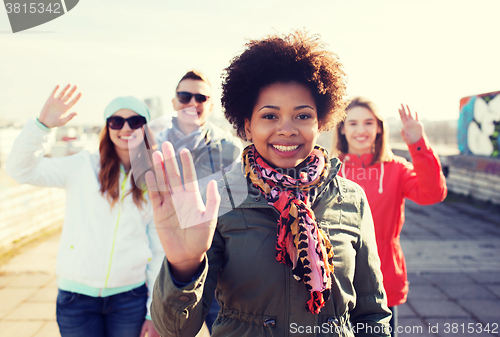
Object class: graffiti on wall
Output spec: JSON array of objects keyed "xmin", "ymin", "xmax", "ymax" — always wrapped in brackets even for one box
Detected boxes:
[{"xmin": 458, "ymin": 91, "xmax": 500, "ymax": 157}]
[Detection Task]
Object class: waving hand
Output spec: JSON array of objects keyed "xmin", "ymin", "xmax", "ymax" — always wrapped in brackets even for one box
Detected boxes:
[
  {"xmin": 38, "ymin": 84, "xmax": 82, "ymax": 128},
  {"xmin": 145, "ymin": 141, "xmax": 220, "ymax": 282},
  {"xmin": 399, "ymin": 104, "xmax": 423, "ymax": 145}
]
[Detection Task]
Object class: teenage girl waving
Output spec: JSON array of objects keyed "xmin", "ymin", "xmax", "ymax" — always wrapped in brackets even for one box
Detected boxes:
[
  {"xmin": 333, "ymin": 97, "xmax": 447, "ymax": 336},
  {"xmin": 7, "ymin": 86, "xmax": 163, "ymax": 337}
]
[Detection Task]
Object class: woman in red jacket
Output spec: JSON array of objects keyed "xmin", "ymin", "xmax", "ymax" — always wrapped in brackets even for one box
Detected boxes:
[{"xmin": 332, "ymin": 96, "xmax": 447, "ymax": 336}]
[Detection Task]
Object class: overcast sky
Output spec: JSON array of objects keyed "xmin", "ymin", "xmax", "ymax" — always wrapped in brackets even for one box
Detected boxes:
[{"xmin": 1, "ymin": 0, "xmax": 499, "ymax": 126}]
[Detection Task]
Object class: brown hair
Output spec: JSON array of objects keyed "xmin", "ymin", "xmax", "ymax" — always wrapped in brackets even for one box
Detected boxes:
[
  {"xmin": 176, "ymin": 70, "xmax": 211, "ymax": 91},
  {"xmin": 221, "ymin": 30, "xmax": 347, "ymax": 140},
  {"xmin": 98, "ymin": 125, "xmax": 155, "ymax": 209},
  {"xmin": 333, "ymin": 96, "xmax": 393, "ymax": 164}
]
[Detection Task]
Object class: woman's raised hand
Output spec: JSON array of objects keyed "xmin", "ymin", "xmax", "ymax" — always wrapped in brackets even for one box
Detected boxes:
[
  {"xmin": 38, "ymin": 84, "xmax": 81, "ymax": 128},
  {"xmin": 399, "ymin": 104, "xmax": 423, "ymax": 145},
  {"xmin": 145, "ymin": 142, "xmax": 221, "ymax": 282}
]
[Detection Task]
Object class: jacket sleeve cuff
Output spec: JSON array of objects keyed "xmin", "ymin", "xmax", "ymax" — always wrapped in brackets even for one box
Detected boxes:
[
  {"xmin": 151, "ymin": 256, "xmax": 208, "ymax": 335},
  {"xmin": 35, "ymin": 118, "xmax": 52, "ymax": 132},
  {"xmin": 407, "ymin": 136, "xmax": 430, "ymax": 156}
]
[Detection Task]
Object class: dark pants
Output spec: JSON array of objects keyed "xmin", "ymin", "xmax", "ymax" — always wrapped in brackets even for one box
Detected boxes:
[
  {"xmin": 389, "ymin": 306, "xmax": 398, "ymax": 337},
  {"xmin": 56, "ymin": 285, "xmax": 147, "ymax": 337}
]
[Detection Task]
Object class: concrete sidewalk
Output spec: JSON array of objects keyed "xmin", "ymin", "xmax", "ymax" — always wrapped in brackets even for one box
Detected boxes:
[
  {"xmin": 1, "ymin": 196, "xmax": 499, "ymax": 336},
  {"xmin": 0, "ymin": 232, "xmax": 210, "ymax": 337},
  {"xmin": 398, "ymin": 198, "xmax": 500, "ymax": 337}
]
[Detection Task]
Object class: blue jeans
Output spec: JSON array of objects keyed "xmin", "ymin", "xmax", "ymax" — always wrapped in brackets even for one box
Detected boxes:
[{"xmin": 56, "ymin": 285, "xmax": 147, "ymax": 337}]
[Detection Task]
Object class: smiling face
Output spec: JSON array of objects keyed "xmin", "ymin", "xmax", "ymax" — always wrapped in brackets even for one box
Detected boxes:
[
  {"xmin": 172, "ymin": 79, "xmax": 213, "ymax": 134},
  {"xmin": 108, "ymin": 109, "xmax": 143, "ymax": 156},
  {"xmin": 341, "ymin": 106, "xmax": 382, "ymax": 156},
  {"xmin": 244, "ymin": 82, "xmax": 320, "ymax": 169}
]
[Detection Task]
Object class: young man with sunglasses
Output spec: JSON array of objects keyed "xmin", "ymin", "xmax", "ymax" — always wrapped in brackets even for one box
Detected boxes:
[
  {"xmin": 157, "ymin": 70, "xmax": 242, "ymax": 182},
  {"xmin": 155, "ymin": 70, "xmax": 242, "ymax": 333}
]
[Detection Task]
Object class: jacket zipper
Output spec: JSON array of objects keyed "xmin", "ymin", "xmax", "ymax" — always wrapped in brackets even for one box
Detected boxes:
[{"xmin": 103, "ymin": 170, "xmax": 129, "ymax": 292}]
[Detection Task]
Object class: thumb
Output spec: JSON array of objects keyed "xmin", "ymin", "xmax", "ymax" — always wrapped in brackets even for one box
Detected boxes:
[
  {"xmin": 400, "ymin": 129, "xmax": 407, "ymax": 143},
  {"xmin": 61, "ymin": 112, "xmax": 77, "ymax": 125}
]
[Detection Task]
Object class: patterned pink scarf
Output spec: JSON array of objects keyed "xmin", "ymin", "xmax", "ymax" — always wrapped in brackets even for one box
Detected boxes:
[{"xmin": 242, "ymin": 145, "xmax": 335, "ymax": 314}]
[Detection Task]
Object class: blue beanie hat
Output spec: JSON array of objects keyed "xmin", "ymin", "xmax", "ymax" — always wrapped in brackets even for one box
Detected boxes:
[{"xmin": 103, "ymin": 96, "xmax": 151, "ymax": 122}]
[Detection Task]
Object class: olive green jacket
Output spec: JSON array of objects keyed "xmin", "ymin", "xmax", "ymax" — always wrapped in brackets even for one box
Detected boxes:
[{"xmin": 152, "ymin": 158, "xmax": 391, "ymax": 337}]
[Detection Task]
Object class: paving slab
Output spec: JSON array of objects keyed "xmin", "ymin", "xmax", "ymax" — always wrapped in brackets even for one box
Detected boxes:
[
  {"xmin": 0, "ymin": 321, "xmax": 45, "ymax": 337},
  {"xmin": 439, "ymin": 284, "xmax": 499, "ymax": 300},
  {"xmin": 5, "ymin": 302, "xmax": 57, "ymax": 321},
  {"xmin": 33, "ymin": 321, "xmax": 60, "ymax": 337},
  {"xmin": 407, "ymin": 285, "xmax": 448, "ymax": 301},
  {"xmin": 398, "ymin": 302, "xmax": 417, "ymax": 318},
  {"xmin": 0, "ymin": 288, "xmax": 38, "ymax": 319},
  {"xmin": 4, "ymin": 273, "xmax": 55, "ymax": 288},
  {"xmin": 29, "ymin": 286, "xmax": 58, "ymax": 302},
  {"xmin": 457, "ymin": 300, "xmax": 500, "ymax": 320},
  {"xmin": 410, "ymin": 300, "xmax": 471, "ymax": 318}
]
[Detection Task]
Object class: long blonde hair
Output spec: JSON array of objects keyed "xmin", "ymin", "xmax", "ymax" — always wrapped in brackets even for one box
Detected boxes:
[{"xmin": 332, "ymin": 96, "xmax": 393, "ymax": 165}]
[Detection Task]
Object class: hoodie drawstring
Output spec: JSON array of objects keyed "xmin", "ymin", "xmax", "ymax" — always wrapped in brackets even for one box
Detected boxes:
[{"xmin": 378, "ymin": 161, "xmax": 384, "ymax": 194}]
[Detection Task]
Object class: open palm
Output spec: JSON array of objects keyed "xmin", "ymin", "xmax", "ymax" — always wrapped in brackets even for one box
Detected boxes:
[
  {"xmin": 38, "ymin": 84, "xmax": 81, "ymax": 128},
  {"xmin": 145, "ymin": 141, "xmax": 220, "ymax": 281},
  {"xmin": 399, "ymin": 104, "xmax": 423, "ymax": 145}
]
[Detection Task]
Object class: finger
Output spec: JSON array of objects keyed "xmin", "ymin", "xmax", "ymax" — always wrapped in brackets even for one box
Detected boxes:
[
  {"xmin": 152, "ymin": 151, "xmax": 169, "ymax": 193},
  {"xmin": 56, "ymin": 84, "xmax": 71, "ymax": 99},
  {"xmin": 49, "ymin": 85, "xmax": 60, "ymax": 98},
  {"xmin": 145, "ymin": 171, "xmax": 163, "ymax": 213},
  {"xmin": 204, "ymin": 180, "xmax": 221, "ymax": 223},
  {"xmin": 61, "ymin": 112, "xmax": 77, "ymax": 124},
  {"xmin": 179, "ymin": 148, "xmax": 199, "ymax": 193},
  {"xmin": 406, "ymin": 105, "xmax": 413, "ymax": 120},
  {"xmin": 398, "ymin": 104, "xmax": 406, "ymax": 122},
  {"xmin": 415, "ymin": 110, "xmax": 419, "ymax": 121},
  {"xmin": 61, "ymin": 85, "xmax": 77, "ymax": 102},
  {"xmin": 145, "ymin": 171, "xmax": 163, "ymax": 209},
  {"xmin": 161, "ymin": 142, "xmax": 183, "ymax": 193},
  {"xmin": 67, "ymin": 92, "xmax": 82, "ymax": 108}
]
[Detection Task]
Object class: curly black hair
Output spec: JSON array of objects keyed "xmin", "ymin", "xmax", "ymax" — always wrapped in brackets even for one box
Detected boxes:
[{"xmin": 221, "ymin": 30, "xmax": 347, "ymax": 140}]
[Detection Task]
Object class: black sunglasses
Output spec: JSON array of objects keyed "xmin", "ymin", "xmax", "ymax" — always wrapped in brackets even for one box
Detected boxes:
[
  {"xmin": 107, "ymin": 116, "xmax": 147, "ymax": 130},
  {"xmin": 177, "ymin": 91, "xmax": 209, "ymax": 104}
]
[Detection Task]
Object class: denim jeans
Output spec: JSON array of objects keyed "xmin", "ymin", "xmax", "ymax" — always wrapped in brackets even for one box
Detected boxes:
[{"xmin": 56, "ymin": 284, "xmax": 147, "ymax": 337}]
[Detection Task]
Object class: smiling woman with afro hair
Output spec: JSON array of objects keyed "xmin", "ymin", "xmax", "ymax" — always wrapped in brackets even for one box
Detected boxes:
[
  {"xmin": 222, "ymin": 30, "xmax": 347, "ymax": 140},
  {"xmin": 149, "ymin": 30, "xmax": 392, "ymax": 337}
]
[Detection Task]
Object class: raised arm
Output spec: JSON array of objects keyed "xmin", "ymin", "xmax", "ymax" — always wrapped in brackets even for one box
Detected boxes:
[
  {"xmin": 6, "ymin": 85, "xmax": 82, "ymax": 187},
  {"xmin": 398, "ymin": 104, "xmax": 447, "ymax": 204}
]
